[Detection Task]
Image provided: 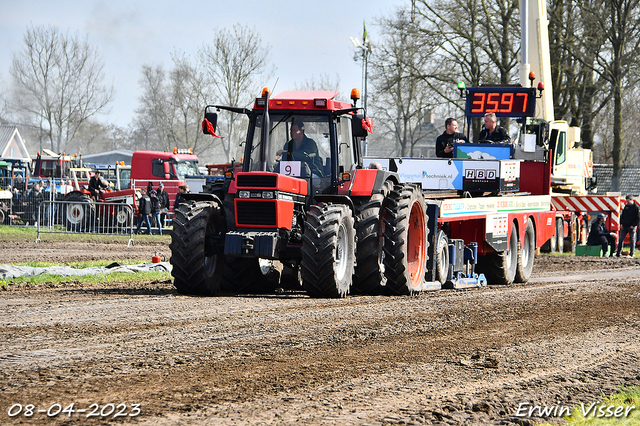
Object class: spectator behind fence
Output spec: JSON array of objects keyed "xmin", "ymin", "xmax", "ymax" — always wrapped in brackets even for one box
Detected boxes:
[
  {"xmin": 157, "ymin": 182, "xmax": 170, "ymax": 226},
  {"xmin": 135, "ymin": 188, "xmax": 152, "ymax": 234},
  {"xmin": 149, "ymin": 190, "xmax": 162, "ymax": 235},
  {"xmin": 28, "ymin": 182, "xmax": 45, "ymax": 225},
  {"xmin": 14, "ymin": 175, "xmax": 26, "ymax": 194},
  {"xmin": 59, "ymin": 179, "xmax": 74, "ymax": 196}
]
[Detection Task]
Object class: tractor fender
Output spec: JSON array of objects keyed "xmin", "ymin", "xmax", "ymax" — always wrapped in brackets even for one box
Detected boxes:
[
  {"xmin": 350, "ymin": 169, "xmax": 400, "ymax": 197},
  {"xmin": 182, "ymin": 192, "xmax": 224, "ymax": 209},
  {"xmin": 313, "ymin": 195, "xmax": 355, "ymax": 213}
]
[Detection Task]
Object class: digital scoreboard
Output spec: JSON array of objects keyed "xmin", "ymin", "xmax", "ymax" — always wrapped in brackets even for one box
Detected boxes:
[{"xmin": 465, "ymin": 87, "xmax": 537, "ymax": 118}]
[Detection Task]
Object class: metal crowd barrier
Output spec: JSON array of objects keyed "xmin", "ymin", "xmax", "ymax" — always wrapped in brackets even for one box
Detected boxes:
[{"xmin": 36, "ymin": 200, "xmax": 135, "ymax": 246}]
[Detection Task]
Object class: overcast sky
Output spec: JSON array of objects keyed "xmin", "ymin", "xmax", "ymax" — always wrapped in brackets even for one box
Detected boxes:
[{"xmin": 0, "ymin": 0, "xmax": 404, "ymax": 127}]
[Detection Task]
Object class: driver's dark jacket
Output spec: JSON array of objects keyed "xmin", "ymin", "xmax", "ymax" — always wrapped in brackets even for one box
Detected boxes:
[
  {"xmin": 282, "ymin": 136, "xmax": 324, "ymax": 177},
  {"xmin": 478, "ymin": 126, "xmax": 511, "ymax": 143}
]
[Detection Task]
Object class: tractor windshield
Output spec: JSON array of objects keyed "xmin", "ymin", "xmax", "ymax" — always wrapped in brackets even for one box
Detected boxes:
[{"xmin": 249, "ymin": 114, "xmax": 332, "ymax": 178}]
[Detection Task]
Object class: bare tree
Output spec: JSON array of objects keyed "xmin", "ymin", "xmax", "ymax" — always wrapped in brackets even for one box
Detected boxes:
[
  {"xmin": 294, "ymin": 73, "xmax": 341, "ymax": 90},
  {"xmin": 597, "ymin": 0, "xmax": 640, "ymax": 189},
  {"xmin": 548, "ymin": 0, "xmax": 611, "ymax": 151},
  {"xmin": 134, "ymin": 64, "xmax": 170, "ymax": 151},
  {"xmin": 166, "ymin": 53, "xmax": 210, "ymax": 157},
  {"xmin": 369, "ymin": 9, "xmax": 439, "ymax": 156},
  {"xmin": 408, "ymin": 0, "xmax": 519, "ymax": 136},
  {"xmin": 9, "ymin": 25, "xmax": 114, "ymax": 153},
  {"xmin": 199, "ymin": 24, "xmax": 273, "ymax": 162}
]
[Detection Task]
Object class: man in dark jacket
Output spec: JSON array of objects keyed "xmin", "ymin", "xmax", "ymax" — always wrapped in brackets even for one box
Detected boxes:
[
  {"xmin": 276, "ymin": 120, "xmax": 324, "ymax": 177},
  {"xmin": 615, "ymin": 195, "xmax": 640, "ymax": 257},
  {"xmin": 588, "ymin": 212, "xmax": 616, "ymax": 257},
  {"xmin": 478, "ymin": 113, "xmax": 511, "ymax": 143},
  {"xmin": 88, "ymin": 171, "xmax": 109, "ymax": 199},
  {"xmin": 436, "ymin": 118, "xmax": 468, "ymax": 158},
  {"xmin": 149, "ymin": 190, "xmax": 162, "ymax": 235},
  {"xmin": 174, "ymin": 184, "xmax": 189, "ymax": 211},
  {"xmin": 135, "ymin": 188, "xmax": 152, "ymax": 234},
  {"xmin": 156, "ymin": 182, "xmax": 170, "ymax": 226}
]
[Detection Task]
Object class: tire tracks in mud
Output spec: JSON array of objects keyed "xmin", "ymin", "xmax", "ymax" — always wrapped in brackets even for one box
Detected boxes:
[{"xmin": 0, "ymin": 263, "xmax": 639, "ymax": 425}]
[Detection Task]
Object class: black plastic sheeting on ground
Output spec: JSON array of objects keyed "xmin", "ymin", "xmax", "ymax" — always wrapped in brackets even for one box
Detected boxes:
[{"xmin": 0, "ymin": 262, "xmax": 172, "ymax": 279}]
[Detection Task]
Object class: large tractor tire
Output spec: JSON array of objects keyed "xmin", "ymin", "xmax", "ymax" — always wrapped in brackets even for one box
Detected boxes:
[
  {"xmin": 352, "ymin": 180, "xmax": 393, "ymax": 295},
  {"xmin": 170, "ymin": 200, "xmax": 227, "ymax": 296},
  {"xmin": 301, "ymin": 203, "xmax": 356, "ymax": 298},
  {"xmin": 64, "ymin": 192, "xmax": 94, "ymax": 231},
  {"xmin": 383, "ymin": 184, "xmax": 428, "ymax": 295},
  {"xmin": 478, "ymin": 221, "xmax": 518, "ymax": 285},
  {"xmin": 515, "ymin": 218, "xmax": 535, "ymax": 283},
  {"xmin": 222, "ymin": 258, "xmax": 281, "ymax": 294},
  {"xmin": 434, "ymin": 230, "xmax": 450, "ymax": 284},
  {"xmin": 115, "ymin": 205, "xmax": 133, "ymax": 230}
]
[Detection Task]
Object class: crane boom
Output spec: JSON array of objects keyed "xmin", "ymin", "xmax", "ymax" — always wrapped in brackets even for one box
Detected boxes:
[{"xmin": 519, "ymin": 0, "xmax": 554, "ymax": 122}]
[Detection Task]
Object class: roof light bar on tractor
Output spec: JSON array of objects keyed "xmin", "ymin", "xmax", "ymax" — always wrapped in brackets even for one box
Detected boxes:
[{"xmin": 314, "ymin": 98, "xmax": 327, "ymax": 108}]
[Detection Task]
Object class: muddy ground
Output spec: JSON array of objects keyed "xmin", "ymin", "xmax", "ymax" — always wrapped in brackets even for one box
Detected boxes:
[{"xmin": 0, "ymin": 238, "xmax": 639, "ymax": 425}]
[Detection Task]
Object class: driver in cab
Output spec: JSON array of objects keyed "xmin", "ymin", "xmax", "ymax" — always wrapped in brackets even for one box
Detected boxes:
[
  {"xmin": 478, "ymin": 112, "xmax": 511, "ymax": 144},
  {"xmin": 276, "ymin": 120, "xmax": 324, "ymax": 177}
]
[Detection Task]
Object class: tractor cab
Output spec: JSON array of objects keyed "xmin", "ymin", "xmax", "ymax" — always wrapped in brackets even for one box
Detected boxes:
[
  {"xmin": 246, "ymin": 112, "xmax": 359, "ymax": 196},
  {"xmin": 204, "ymin": 88, "xmax": 370, "ymax": 202}
]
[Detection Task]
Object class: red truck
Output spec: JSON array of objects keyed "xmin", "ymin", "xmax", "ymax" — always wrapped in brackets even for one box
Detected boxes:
[
  {"xmin": 129, "ymin": 149, "xmax": 201, "ymax": 213},
  {"xmin": 47, "ymin": 149, "xmax": 201, "ymax": 231}
]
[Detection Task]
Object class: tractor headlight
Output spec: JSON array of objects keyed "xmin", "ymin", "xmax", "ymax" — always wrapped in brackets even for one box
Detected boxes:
[
  {"xmin": 238, "ymin": 190, "xmax": 250, "ymax": 199},
  {"xmin": 262, "ymin": 191, "xmax": 274, "ymax": 199}
]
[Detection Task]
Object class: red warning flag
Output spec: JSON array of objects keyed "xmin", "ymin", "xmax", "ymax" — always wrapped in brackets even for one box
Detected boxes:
[
  {"xmin": 202, "ymin": 118, "xmax": 224, "ymax": 139},
  {"xmin": 362, "ymin": 118, "xmax": 373, "ymax": 134}
]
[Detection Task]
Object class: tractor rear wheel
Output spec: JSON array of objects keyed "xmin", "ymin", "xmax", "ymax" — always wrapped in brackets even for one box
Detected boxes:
[
  {"xmin": 170, "ymin": 200, "xmax": 227, "ymax": 296},
  {"xmin": 478, "ymin": 221, "xmax": 518, "ymax": 285},
  {"xmin": 301, "ymin": 203, "xmax": 356, "ymax": 298},
  {"xmin": 352, "ymin": 180, "xmax": 393, "ymax": 295},
  {"xmin": 515, "ymin": 218, "xmax": 535, "ymax": 283},
  {"xmin": 383, "ymin": 184, "xmax": 428, "ymax": 295},
  {"xmin": 64, "ymin": 192, "xmax": 94, "ymax": 231}
]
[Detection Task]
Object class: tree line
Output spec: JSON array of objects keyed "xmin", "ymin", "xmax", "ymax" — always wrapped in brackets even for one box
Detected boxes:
[
  {"xmin": 2, "ymin": 0, "xmax": 640, "ymax": 190},
  {"xmin": 367, "ymin": 0, "xmax": 640, "ymax": 190}
]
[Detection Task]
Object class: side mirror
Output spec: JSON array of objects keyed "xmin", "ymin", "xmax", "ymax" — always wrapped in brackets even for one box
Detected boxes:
[
  {"xmin": 352, "ymin": 115, "xmax": 368, "ymax": 138},
  {"xmin": 163, "ymin": 162, "xmax": 173, "ymax": 179},
  {"xmin": 203, "ymin": 112, "xmax": 218, "ymax": 135}
]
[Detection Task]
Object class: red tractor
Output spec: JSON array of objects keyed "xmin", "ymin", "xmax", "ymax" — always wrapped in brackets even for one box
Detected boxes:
[
  {"xmin": 62, "ymin": 167, "xmax": 136, "ymax": 231},
  {"xmin": 170, "ymin": 89, "xmax": 430, "ymax": 297}
]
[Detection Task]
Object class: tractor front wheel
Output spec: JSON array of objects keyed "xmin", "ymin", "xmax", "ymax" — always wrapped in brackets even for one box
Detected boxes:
[
  {"xmin": 301, "ymin": 203, "xmax": 356, "ymax": 298},
  {"xmin": 170, "ymin": 200, "xmax": 227, "ymax": 296}
]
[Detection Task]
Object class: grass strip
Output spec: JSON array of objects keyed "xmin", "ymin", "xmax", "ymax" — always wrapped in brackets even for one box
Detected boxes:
[{"xmin": 539, "ymin": 386, "xmax": 639, "ymax": 425}]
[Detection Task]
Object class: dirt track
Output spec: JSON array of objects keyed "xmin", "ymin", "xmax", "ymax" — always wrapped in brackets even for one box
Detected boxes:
[{"xmin": 1, "ymin": 239, "xmax": 639, "ymax": 425}]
